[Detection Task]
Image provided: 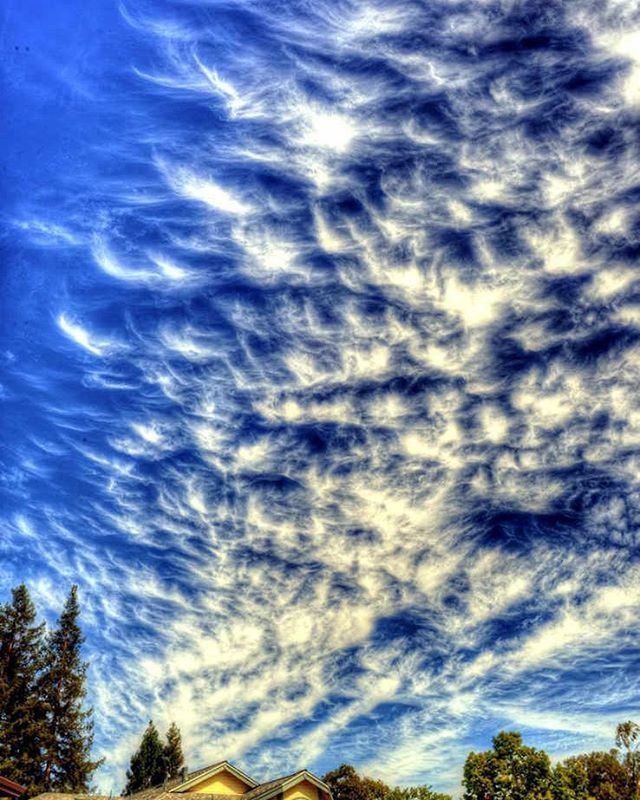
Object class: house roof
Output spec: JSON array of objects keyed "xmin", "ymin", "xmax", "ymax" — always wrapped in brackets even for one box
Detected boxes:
[
  {"xmin": 242, "ymin": 770, "xmax": 331, "ymax": 800},
  {"xmin": 30, "ymin": 762, "xmax": 331, "ymax": 800},
  {"xmin": 240, "ymin": 777, "xmax": 294, "ymax": 800},
  {"xmin": 136, "ymin": 794, "xmax": 234, "ymax": 800},
  {"xmin": 26, "ymin": 796, "xmax": 111, "ymax": 800},
  {"xmin": 171, "ymin": 762, "xmax": 258, "ymax": 792},
  {"xmin": 127, "ymin": 763, "xmax": 330, "ymax": 800}
]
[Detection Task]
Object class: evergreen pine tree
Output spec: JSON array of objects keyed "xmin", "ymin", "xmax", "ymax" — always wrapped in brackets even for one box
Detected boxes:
[
  {"xmin": 124, "ymin": 720, "xmax": 167, "ymax": 794},
  {"xmin": 40, "ymin": 586, "xmax": 103, "ymax": 792},
  {"xmin": 163, "ymin": 723, "xmax": 184, "ymax": 779},
  {"xmin": 0, "ymin": 584, "xmax": 47, "ymax": 795}
]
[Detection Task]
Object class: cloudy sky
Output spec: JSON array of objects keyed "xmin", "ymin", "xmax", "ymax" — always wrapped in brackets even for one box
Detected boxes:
[{"xmin": 2, "ymin": 0, "xmax": 640, "ymax": 795}]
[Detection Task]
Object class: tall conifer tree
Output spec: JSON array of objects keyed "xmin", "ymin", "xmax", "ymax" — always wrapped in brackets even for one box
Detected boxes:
[
  {"xmin": 164, "ymin": 722, "xmax": 184, "ymax": 779},
  {"xmin": 40, "ymin": 585, "xmax": 102, "ymax": 792},
  {"xmin": 0, "ymin": 584, "xmax": 47, "ymax": 794},
  {"xmin": 124, "ymin": 720, "xmax": 167, "ymax": 794}
]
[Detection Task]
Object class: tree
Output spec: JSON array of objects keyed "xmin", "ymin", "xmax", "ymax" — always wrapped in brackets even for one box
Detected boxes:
[
  {"xmin": 551, "ymin": 759, "xmax": 588, "ymax": 800},
  {"xmin": 463, "ymin": 731, "xmax": 553, "ymax": 800},
  {"xmin": 0, "ymin": 584, "xmax": 47, "ymax": 795},
  {"xmin": 322, "ymin": 765, "xmax": 390, "ymax": 800},
  {"xmin": 124, "ymin": 721, "xmax": 167, "ymax": 794},
  {"xmin": 559, "ymin": 751, "xmax": 632, "ymax": 800},
  {"xmin": 164, "ymin": 722, "xmax": 184, "ymax": 779},
  {"xmin": 40, "ymin": 585, "xmax": 103, "ymax": 792},
  {"xmin": 322, "ymin": 765, "xmax": 451, "ymax": 800},
  {"xmin": 617, "ymin": 721, "xmax": 640, "ymax": 799}
]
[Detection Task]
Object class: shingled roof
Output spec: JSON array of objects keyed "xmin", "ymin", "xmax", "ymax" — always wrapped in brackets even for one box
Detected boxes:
[
  {"xmin": 240, "ymin": 775, "xmax": 300, "ymax": 800},
  {"xmin": 28, "ymin": 796, "xmax": 111, "ymax": 800},
  {"xmin": 31, "ymin": 761, "xmax": 331, "ymax": 800},
  {"xmin": 239, "ymin": 769, "xmax": 331, "ymax": 800}
]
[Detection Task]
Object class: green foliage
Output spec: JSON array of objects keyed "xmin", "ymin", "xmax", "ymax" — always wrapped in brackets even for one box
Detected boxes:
[
  {"xmin": 164, "ymin": 722, "xmax": 185, "ymax": 779},
  {"xmin": 0, "ymin": 584, "xmax": 47, "ymax": 795},
  {"xmin": 322, "ymin": 764, "xmax": 451, "ymax": 800},
  {"xmin": 124, "ymin": 720, "xmax": 166, "ymax": 794},
  {"xmin": 617, "ymin": 722, "xmax": 640, "ymax": 799},
  {"xmin": 560, "ymin": 751, "xmax": 633, "ymax": 800},
  {"xmin": 322, "ymin": 764, "xmax": 390, "ymax": 800},
  {"xmin": 463, "ymin": 727, "xmax": 640, "ymax": 800},
  {"xmin": 322, "ymin": 744, "xmax": 640, "ymax": 800},
  {"xmin": 124, "ymin": 720, "xmax": 185, "ymax": 794},
  {"xmin": 40, "ymin": 586, "xmax": 104, "ymax": 792},
  {"xmin": 551, "ymin": 759, "xmax": 589, "ymax": 800},
  {"xmin": 617, "ymin": 723, "xmax": 640, "ymax": 754},
  {"xmin": 463, "ymin": 731, "xmax": 553, "ymax": 800},
  {"xmin": 0, "ymin": 584, "xmax": 101, "ymax": 797}
]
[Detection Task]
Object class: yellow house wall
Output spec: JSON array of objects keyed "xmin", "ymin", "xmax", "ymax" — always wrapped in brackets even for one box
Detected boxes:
[
  {"xmin": 189, "ymin": 771, "xmax": 252, "ymax": 795},
  {"xmin": 283, "ymin": 780, "xmax": 320, "ymax": 800}
]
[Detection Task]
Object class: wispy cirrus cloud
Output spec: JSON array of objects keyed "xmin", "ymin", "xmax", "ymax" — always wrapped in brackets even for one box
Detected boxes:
[{"xmin": 2, "ymin": 0, "xmax": 640, "ymax": 796}]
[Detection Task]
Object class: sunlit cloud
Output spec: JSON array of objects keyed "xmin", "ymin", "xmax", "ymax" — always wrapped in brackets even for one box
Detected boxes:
[{"xmin": 3, "ymin": 0, "xmax": 640, "ymax": 798}]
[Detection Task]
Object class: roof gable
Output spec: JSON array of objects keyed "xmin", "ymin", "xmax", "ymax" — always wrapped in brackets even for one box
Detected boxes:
[
  {"xmin": 243, "ymin": 771, "xmax": 331, "ymax": 800},
  {"xmin": 282, "ymin": 773, "xmax": 330, "ymax": 794},
  {"xmin": 171, "ymin": 763, "xmax": 258, "ymax": 794}
]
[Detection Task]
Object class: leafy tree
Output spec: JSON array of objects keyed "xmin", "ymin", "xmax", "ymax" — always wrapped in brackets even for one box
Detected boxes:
[
  {"xmin": 322, "ymin": 765, "xmax": 450, "ymax": 800},
  {"xmin": 0, "ymin": 584, "xmax": 47, "ymax": 795},
  {"xmin": 40, "ymin": 585, "xmax": 103, "ymax": 791},
  {"xmin": 551, "ymin": 759, "xmax": 588, "ymax": 800},
  {"xmin": 164, "ymin": 722, "xmax": 184, "ymax": 779},
  {"xmin": 124, "ymin": 720, "xmax": 167, "ymax": 794},
  {"xmin": 560, "ymin": 751, "xmax": 632, "ymax": 800},
  {"xmin": 322, "ymin": 765, "xmax": 390, "ymax": 800},
  {"xmin": 617, "ymin": 721, "xmax": 640, "ymax": 799},
  {"xmin": 463, "ymin": 731, "xmax": 553, "ymax": 800}
]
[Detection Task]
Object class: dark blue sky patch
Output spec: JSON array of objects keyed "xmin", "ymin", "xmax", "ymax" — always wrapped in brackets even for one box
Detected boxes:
[{"xmin": 371, "ymin": 609, "xmax": 438, "ymax": 646}]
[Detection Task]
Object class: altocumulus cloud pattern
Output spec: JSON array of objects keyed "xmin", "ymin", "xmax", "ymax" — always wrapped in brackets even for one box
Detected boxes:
[{"xmin": 2, "ymin": 0, "xmax": 640, "ymax": 793}]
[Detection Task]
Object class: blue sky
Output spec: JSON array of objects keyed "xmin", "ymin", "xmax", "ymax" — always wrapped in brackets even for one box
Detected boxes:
[{"xmin": 2, "ymin": 0, "xmax": 640, "ymax": 795}]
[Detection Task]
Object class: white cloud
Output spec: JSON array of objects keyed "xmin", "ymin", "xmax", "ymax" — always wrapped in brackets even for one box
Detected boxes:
[{"xmin": 9, "ymin": 1, "xmax": 640, "ymax": 796}]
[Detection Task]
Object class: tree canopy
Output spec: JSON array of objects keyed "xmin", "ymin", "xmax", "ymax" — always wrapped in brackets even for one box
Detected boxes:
[
  {"xmin": 322, "ymin": 764, "xmax": 451, "ymax": 800},
  {"xmin": 0, "ymin": 585, "xmax": 47, "ymax": 795},
  {"xmin": 0, "ymin": 584, "xmax": 101, "ymax": 796},
  {"xmin": 164, "ymin": 722, "xmax": 185, "ymax": 780},
  {"xmin": 40, "ymin": 586, "xmax": 103, "ymax": 792},
  {"xmin": 617, "ymin": 722, "xmax": 640, "ymax": 800},
  {"xmin": 463, "ymin": 731, "xmax": 553, "ymax": 800},
  {"xmin": 463, "ymin": 728, "xmax": 640, "ymax": 800},
  {"xmin": 123, "ymin": 720, "xmax": 185, "ymax": 794}
]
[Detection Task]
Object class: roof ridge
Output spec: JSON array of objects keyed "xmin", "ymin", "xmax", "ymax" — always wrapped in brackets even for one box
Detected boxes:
[
  {"xmin": 126, "ymin": 760, "xmax": 245, "ymax": 798},
  {"xmin": 239, "ymin": 770, "xmax": 314, "ymax": 800},
  {"xmin": 170, "ymin": 760, "xmax": 258, "ymax": 794}
]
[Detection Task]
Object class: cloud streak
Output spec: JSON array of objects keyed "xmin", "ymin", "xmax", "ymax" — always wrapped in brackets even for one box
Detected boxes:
[{"xmin": 2, "ymin": 0, "xmax": 640, "ymax": 796}]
